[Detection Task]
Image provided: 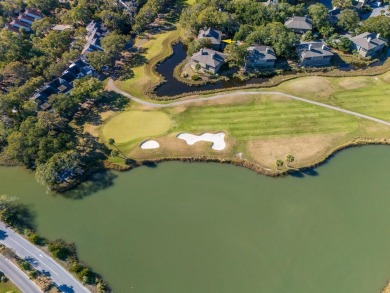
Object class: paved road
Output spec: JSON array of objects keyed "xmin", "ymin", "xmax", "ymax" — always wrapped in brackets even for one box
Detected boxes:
[
  {"xmin": 108, "ymin": 78, "xmax": 390, "ymax": 127},
  {"xmin": 0, "ymin": 255, "xmax": 42, "ymax": 293},
  {"xmin": 0, "ymin": 222, "xmax": 89, "ymax": 293}
]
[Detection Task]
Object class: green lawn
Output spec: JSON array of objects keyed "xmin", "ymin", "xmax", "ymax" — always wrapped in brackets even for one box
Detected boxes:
[
  {"xmin": 0, "ymin": 281, "xmax": 21, "ymax": 293},
  {"xmin": 101, "ymin": 111, "xmax": 172, "ymax": 144},
  {"xmin": 173, "ymin": 95, "xmax": 359, "ymax": 140}
]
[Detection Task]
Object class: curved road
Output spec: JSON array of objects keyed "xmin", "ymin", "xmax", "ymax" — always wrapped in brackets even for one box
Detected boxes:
[
  {"xmin": 0, "ymin": 255, "xmax": 42, "ymax": 293},
  {"xmin": 0, "ymin": 222, "xmax": 89, "ymax": 293},
  {"xmin": 108, "ymin": 78, "xmax": 390, "ymax": 127}
]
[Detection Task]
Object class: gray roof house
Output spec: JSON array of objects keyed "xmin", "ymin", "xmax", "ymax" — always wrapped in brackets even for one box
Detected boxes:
[
  {"xmin": 198, "ymin": 28, "xmax": 223, "ymax": 50},
  {"xmin": 350, "ymin": 32, "xmax": 387, "ymax": 58},
  {"xmin": 190, "ymin": 48, "xmax": 227, "ymax": 74},
  {"xmin": 284, "ymin": 16, "xmax": 313, "ymax": 34},
  {"xmin": 298, "ymin": 42, "xmax": 334, "ymax": 67},
  {"xmin": 246, "ymin": 46, "xmax": 277, "ymax": 69}
]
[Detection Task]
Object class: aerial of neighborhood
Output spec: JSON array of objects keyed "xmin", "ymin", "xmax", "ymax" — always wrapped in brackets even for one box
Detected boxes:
[{"xmin": 0, "ymin": 0, "xmax": 390, "ymax": 292}]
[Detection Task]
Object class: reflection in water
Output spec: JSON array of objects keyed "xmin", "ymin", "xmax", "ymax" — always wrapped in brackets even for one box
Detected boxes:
[{"xmin": 154, "ymin": 43, "xmax": 271, "ymax": 97}]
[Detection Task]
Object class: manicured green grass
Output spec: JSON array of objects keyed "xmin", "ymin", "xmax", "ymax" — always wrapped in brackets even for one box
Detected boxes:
[
  {"xmin": 0, "ymin": 281, "xmax": 21, "ymax": 293},
  {"xmin": 173, "ymin": 95, "xmax": 359, "ymax": 140},
  {"xmin": 101, "ymin": 111, "xmax": 172, "ymax": 144}
]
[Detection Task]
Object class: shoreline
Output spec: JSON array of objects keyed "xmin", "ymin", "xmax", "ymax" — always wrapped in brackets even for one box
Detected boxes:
[{"xmin": 104, "ymin": 137, "xmax": 390, "ymax": 177}]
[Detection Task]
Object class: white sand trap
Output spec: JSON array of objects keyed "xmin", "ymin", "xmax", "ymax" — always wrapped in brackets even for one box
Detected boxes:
[
  {"xmin": 140, "ymin": 140, "xmax": 160, "ymax": 149},
  {"xmin": 177, "ymin": 132, "xmax": 226, "ymax": 151}
]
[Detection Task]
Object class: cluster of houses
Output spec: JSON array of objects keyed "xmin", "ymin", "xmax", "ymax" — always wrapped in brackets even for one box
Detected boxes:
[
  {"xmin": 32, "ymin": 60, "xmax": 94, "ymax": 111},
  {"xmin": 81, "ymin": 21, "xmax": 109, "ymax": 56},
  {"xmin": 5, "ymin": 9, "xmax": 43, "ymax": 34},
  {"xmin": 189, "ymin": 15, "xmax": 388, "ymax": 74}
]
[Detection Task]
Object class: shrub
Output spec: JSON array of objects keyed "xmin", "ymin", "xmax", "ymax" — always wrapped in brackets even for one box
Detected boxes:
[
  {"xmin": 48, "ymin": 239, "xmax": 75, "ymax": 261},
  {"xmin": 191, "ymin": 74, "xmax": 201, "ymax": 81},
  {"xmin": 28, "ymin": 232, "xmax": 46, "ymax": 246}
]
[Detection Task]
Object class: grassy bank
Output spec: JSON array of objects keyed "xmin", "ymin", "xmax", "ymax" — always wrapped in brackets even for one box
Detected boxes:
[
  {"xmin": 115, "ymin": 29, "xmax": 181, "ymax": 99},
  {"xmin": 0, "ymin": 280, "xmax": 21, "ymax": 293},
  {"xmin": 93, "ymin": 70, "xmax": 390, "ymax": 171}
]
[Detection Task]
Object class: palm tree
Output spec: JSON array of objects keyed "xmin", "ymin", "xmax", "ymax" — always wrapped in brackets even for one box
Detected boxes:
[
  {"xmin": 275, "ymin": 159, "xmax": 284, "ymax": 170},
  {"xmin": 286, "ymin": 155, "xmax": 295, "ymax": 167},
  {"xmin": 108, "ymin": 138, "xmax": 127, "ymax": 159}
]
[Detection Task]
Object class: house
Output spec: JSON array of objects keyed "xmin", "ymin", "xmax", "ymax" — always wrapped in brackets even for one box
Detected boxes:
[
  {"xmin": 190, "ymin": 48, "xmax": 227, "ymax": 74},
  {"xmin": 24, "ymin": 9, "xmax": 43, "ymax": 20},
  {"xmin": 350, "ymin": 32, "xmax": 387, "ymax": 58},
  {"xmin": 4, "ymin": 9, "xmax": 43, "ymax": 34},
  {"xmin": 9, "ymin": 20, "xmax": 31, "ymax": 32},
  {"xmin": 82, "ymin": 21, "xmax": 109, "ymax": 55},
  {"xmin": 32, "ymin": 60, "xmax": 95, "ymax": 111},
  {"xmin": 245, "ymin": 46, "xmax": 277, "ymax": 69},
  {"xmin": 298, "ymin": 42, "xmax": 334, "ymax": 67},
  {"xmin": 198, "ymin": 28, "xmax": 223, "ymax": 50},
  {"xmin": 284, "ymin": 16, "xmax": 313, "ymax": 34}
]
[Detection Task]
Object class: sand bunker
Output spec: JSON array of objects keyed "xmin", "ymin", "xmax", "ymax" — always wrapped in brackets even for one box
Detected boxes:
[
  {"xmin": 140, "ymin": 140, "xmax": 160, "ymax": 149},
  {"xmin": 177, "ymin": 133, "xmax": 226, "ymax": 151}
]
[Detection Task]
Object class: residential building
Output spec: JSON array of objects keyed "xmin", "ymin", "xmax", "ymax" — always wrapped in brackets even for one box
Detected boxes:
[
  {"xmin": 284, "ymin": 16, "xmax": 313, "ymax": 34},
  {"xmin": 350, "ymin": 32, "xmax": 387, "ymax": 57},
  {"xmin": 190, "ymin": 48, "xmax": 227, "ymax": 74},
  {"xmin": 245, "ymin": 46, "xmax": 277, "ymax": 69},
  {"xmin": 5, "ymin": 9, "xmax": 43, "ymax": 34},
  {"xmin": 198, "ymin": 28, "xmax": 223, "ymax": 50},
  {"xmin": 298, "ymin": 42, "xmax": 334, "ymax": 67},
  {"xmin": 32, "ymin": 60, "xmax": 94, "ymax": 111},
  {"xmin": 82, "ymin": 21, "xmax": 109, "ymax": 55}
]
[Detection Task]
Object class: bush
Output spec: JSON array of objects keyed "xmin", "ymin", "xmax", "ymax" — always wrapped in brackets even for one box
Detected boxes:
[
  {"xmin": 191, "ymin": 74, "xmax": 201, "ymax": 81},
  {"xmin": 28, "ymin": 232, "xmax": 46, "ymax": 246},
  {"xmin": 48, "ymin": 239, "xmax": 75, "ymax": 261}
]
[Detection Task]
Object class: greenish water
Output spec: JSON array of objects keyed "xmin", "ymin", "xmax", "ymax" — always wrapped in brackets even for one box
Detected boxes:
[{"xmin": 2, "ymin": 146, "xmax": 390, "ymax": 293}]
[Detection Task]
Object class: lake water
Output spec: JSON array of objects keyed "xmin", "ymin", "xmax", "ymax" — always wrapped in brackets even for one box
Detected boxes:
[{"xmin": 2, "ymin": 146, "xmax": 390, "ymax": 293}]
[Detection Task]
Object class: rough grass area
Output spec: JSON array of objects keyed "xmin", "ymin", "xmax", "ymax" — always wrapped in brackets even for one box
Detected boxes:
[
  {"xmin": 276, "ymin": 73, "xmax": 390, "ymax": 121},
  {"xmin": 115, "ymin": 29, "xmax": 180, "ymax": 98},
  {"xmin": 0, "ymin": 280, "xmax": 21, "ymax": 293},
  {"xmin": 101, "ymin": 111, "xmax": 172, "ymax": 144}
]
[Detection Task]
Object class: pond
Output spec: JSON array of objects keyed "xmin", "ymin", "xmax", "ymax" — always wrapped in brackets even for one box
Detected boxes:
[
  {"xmin": 2, "ymin": 146, "xmax": 390, "ymax": 293},
  {"xmin": 154, "ymin": 43, "xmax": 272, "ymax": 97}
]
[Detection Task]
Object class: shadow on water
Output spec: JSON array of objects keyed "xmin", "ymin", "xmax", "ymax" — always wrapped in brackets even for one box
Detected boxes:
[
  {"xmin": 154, "ymin": 43, "xmax": 270, "ymax": 97},
  {"xmin": 289, "ymin": 168, "xmax": 319, "ymax": 178},
  {"xmin": 142, "ymin": 161, "xmax": 158, "ymax": 168},
  {"xmin": 62, "ymin": 171, "xmax": 117, "ymax": 200}
]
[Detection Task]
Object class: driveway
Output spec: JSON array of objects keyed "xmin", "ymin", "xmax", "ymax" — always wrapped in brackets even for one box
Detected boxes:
[{"xmin": 361, "ymin": 4, "xmax": 389, "ymax": 20}]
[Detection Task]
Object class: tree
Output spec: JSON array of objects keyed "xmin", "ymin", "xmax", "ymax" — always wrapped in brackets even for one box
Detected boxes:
[
  {"xmin": 187, "ymin": 38, "xmax": 212, "ymax": 56},
  {"xmin": 275, "ymin": 159, "xmax": 284, "ymax": 170},
  {"xmin": 225, "ymin": 43, "xmax": 249, "ymax": 68},
  {"xmin": 358, "ymin": 16, "xmax": 390, "ymax": 41},
  {"xmin": 331, "ymin": 0, "xmax": 353, "ymax": 9},
  {"xmin": 308, "ymin": 4, "xmax": 330, "ymax": 31},
  {"xmin": 26, "ymin": 0, "xmax": 58, "ymax": 14},
  {"xmin": 108, "ymin": 138, "xmax": 127, "ymax": 159},
  {"xmin": 101, "ymin": 32, "xmax": 129, "ymax": 56},
  {"xmin": 87, "ymin": 51, "xmax": 112, "ymax": 72},
  {"xmin": 337, "ymin": 9, "xmax": 360, "ymax": 31},
  {"xmin": 286, "ymin": 155, "xmax": 295, "ymax": 167}
]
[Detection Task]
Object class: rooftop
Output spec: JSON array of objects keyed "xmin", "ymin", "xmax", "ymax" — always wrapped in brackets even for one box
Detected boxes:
[
  {"xmin": 298, "ymin": 42, "xmax": 334, "ymax": 59},
  {"xmin": 284, "ymin": 16, "xmax": 313, "ymax": 31},
  {"xmin": 191, "ymin": 48, "xmax": 227, "ymax": 68},
  {"xmin": 350, "ymin": 32, "xmax": 387, "ymax": 51}
]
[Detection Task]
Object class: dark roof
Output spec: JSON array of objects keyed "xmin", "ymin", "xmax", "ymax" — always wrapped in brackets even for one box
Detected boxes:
[
  {"xmin": 284, "ymin": 16, "xmax": 313, "ymax": 31},
  {"xmin": 191, "ymin": 48, "xmax": 227, "ymax": 68},
  {"xmin": 25, "ymin": 9, "xmax": 43, "ymax": 18},
  {"xmin": 10, "ymin": 19, "xmax": 30, "ymax": 28},
  {"xmin": 350, "ymin": 32, "xmax": 387, "ymax": 50},
  {"xmin": 18, "ymin": 14, "xmax": 35, "ymax": 23},
  {"xmin": 198, "ymin": 28, "xmax": 222, "ymax": 45},
  {"xmin": 298, "ymin": 42, "xmax": 334, "ymax": 59},
  {"xmin": 247, "ymin": 46, "xmax": 277, "ymax": 61},
  {"xmin": 4, "ymin": 25, "xmax": 21, "ymax": 34}
]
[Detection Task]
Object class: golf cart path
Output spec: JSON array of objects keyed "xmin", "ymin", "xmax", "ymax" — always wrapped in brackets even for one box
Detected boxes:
[{"xmin": 108, "ymin": 78, "xmax": 390, "ymax": 127}]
